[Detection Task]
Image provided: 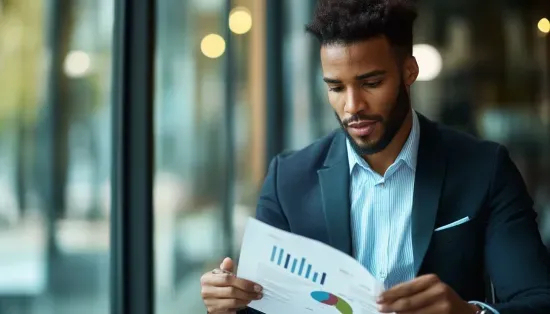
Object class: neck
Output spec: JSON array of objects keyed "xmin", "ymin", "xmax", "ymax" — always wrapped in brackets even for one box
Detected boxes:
[{"xmin": 363, "ymin": 109, "xmax": 413, "ymax": 175}]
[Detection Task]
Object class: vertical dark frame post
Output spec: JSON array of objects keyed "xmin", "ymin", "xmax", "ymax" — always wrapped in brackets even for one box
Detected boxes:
[
  {"xmin": 44, "ymin": 0, "xmax": 72, "ymax": 291},
  {"xmin": 44, "ymin": 0, "xmax": 63, "ymax": 288},
  {"xmin": 265, "ymin": 0, "xmax": 285, "ymax": 166},
  {"xmin": 110, "ymin": 0, "xmax": 156, "ymax": 313},
  {"xmin": 222, "ymin": 0, "xmax": 236, "ymax": 259},
  {"xmin": 307, "ymin": 0, "xmax": 324, "ymax": 139}
]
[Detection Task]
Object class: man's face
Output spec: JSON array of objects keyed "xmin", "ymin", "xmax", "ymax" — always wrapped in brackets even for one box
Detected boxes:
[{"xmin": 320, "ymin": 37, "xmax": 415, "ymax": 155}]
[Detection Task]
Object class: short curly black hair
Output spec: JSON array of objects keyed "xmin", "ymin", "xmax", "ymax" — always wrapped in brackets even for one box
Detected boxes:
[{"xmin": 306, "ymin": 0, "xmax": 418, "ymax": 55}]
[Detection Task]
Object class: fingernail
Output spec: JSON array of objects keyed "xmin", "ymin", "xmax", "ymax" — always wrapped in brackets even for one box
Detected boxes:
[
  {"xmin": 377, "ymin": 304, "xmax": 385, "ymax": 312},
  {"xmin": 256, "ymin": 293, "xmax": 263, "ymax": 299},
  {"xmin": 254, "ymin": 285, "xmax": 262, "ymax": 292},
  {"xmin": 376, "ymin": 296, "xmax": 384, "ymax": 303}
]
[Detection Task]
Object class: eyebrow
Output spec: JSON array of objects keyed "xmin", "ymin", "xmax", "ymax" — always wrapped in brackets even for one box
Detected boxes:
[{"xmin": 323, "ymin": 70, "xmax": 387, "ymax": 84}]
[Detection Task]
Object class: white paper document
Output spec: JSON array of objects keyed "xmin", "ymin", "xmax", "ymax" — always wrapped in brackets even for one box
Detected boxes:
[{"xmin": 237, "ymin": 218, "xmax": 386, "ymax": 314}]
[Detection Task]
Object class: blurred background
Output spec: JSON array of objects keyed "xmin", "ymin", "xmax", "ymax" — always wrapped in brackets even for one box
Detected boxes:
[{"xmin": 0, "ymin": 0, "xmax": 549, "ymax": 313}]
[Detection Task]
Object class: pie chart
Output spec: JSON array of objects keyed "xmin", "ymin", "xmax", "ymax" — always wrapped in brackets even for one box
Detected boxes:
[{"xmin": 311, "ymin": 291, "xmax": 353, "ymax": 314}]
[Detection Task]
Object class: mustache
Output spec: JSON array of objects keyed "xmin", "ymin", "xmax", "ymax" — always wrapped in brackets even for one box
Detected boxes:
[{"xmin": 341, "ymin": 113, "xmax": 383, "ymax": 127}]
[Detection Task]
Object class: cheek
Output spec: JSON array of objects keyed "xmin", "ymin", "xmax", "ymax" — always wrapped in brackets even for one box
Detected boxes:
[
  {"xmin": 365, "ymin": 87, "xmax": 397, "ymax": 114},
  {"xmin": 327, "ymin": 92, "xmax": 344, "ymax": 113}
]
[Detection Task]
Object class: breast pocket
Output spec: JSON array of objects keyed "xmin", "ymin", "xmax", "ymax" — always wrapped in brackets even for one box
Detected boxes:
[
  {"xmin": 425, "ymin": 217, "xmax": 484, "ymax": 284},
  {"xmin": 431, "ymin": 218, "xmax": 477, "ymax": 246}
]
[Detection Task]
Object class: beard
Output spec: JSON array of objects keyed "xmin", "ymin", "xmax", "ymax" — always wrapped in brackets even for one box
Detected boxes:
[{"xmin": 335, "ymin": 80, "xmax": 411, "ymax": 156}]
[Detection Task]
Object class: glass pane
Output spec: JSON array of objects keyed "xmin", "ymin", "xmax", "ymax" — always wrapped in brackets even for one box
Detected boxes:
[
  {"xmin": 0, "ymin": 0, "xmax": 113, "ymax": 312},
  {"xmin": 154, "ymin": 0, "xmax": 265, "ymax": 312}
]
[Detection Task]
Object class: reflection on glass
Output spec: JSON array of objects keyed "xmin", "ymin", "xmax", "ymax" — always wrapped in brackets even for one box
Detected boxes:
[{"xmin": 0, "ymin": 0, "xmax": 112, "ymax": 313}]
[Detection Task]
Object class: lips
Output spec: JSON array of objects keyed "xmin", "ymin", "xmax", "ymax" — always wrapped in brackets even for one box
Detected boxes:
[{"xmin": 347, "ymin": 121, "xmax": 378, "ymax": 137}]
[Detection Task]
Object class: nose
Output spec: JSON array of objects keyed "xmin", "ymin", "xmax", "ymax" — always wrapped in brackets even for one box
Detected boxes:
[{"xmin": 344, "ymin": 88, "xmax": 365, "ymax": 115}]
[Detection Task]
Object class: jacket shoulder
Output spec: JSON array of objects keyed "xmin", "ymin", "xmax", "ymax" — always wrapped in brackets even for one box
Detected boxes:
[
  {"xmin": 275, "ymin": 130, "xmax": 341, "ymax": 173},
  {"xmin": 435, "ymin": 122, "xmax": 502, "ymax": 158}
]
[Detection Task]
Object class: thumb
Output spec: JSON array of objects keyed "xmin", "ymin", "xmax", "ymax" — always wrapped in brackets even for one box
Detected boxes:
[{"xmin": 220, "ymin": 257, "xmax": 234, "ymax": 272}]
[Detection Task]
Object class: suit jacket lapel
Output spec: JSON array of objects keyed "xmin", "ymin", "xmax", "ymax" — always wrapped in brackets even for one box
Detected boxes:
[
  {"xmin": 316, "ymin": 116, "xmax": 446, "ymax": 267},
  {"xmin": 317, "ymin": 131, "xmax": 353, "ymax": 256},
  {"xmin": 412, "ymin": 115, "xmax": 446, "ymax": 275}
]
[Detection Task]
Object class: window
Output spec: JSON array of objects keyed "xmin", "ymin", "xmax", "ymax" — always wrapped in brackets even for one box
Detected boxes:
[{"xmin": 0, "ymin": 0, "xmax": 113, "ymax": 313}]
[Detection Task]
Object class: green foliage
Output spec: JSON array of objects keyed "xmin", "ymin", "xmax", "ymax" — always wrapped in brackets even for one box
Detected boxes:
[{"xmin": 0, "ymin": 0, "xmax": 44, "ymax": 131}]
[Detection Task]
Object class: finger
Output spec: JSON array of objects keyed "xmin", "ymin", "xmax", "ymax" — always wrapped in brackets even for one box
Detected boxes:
[
  {"xmin": 221, "ymin": 257, "xmax": 234, "ymax": 272},
  {"xmin": 377, "ymin": 282, "xmax": 444, "ymax": 313},
  {"xmin": 205, "ymin": 298, "xmax": 250, "ymax": 313},
  {"xmin": 202, "ymin": 285, "xmax": 263, "ymax": 301},
  {"xmin": 230, "ymin": 276, "xmax": 263, "ymax": 293},
  {"xmin": 203, "ymin": 272, "xmax": 262, "ymax": 293},
  {"xmin": 378, "ymin": 274, "xmax": 440, "ymax": 303},
  {"xmin": 395, "ymin": 299, "xmax": 451, "ymax": 314}
]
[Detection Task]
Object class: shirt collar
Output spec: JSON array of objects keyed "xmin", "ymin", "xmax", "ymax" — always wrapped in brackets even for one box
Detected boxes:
[{"xmin": 346, "ymin": 110, "xmax": 421, "ymax": 174}]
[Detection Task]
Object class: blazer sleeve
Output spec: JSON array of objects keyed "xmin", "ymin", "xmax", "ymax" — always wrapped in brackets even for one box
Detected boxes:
[
  {"xmin": 237, "ymin": 156, "xmax": 291, "ymax": 314},
  {"xmin": 254, "ymin": 155, "xmax": 291, "ymax": 232},
  {"xmin": 486, "ymin": 145, "xmax": 550, "ymax": 314},
  {"xmin": 236, "ymin": 308, "xmax": 263, "ymax": 314}
]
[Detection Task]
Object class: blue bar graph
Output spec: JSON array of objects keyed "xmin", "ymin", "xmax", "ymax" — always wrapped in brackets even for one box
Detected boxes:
[
  {"xmin": 298, "ymin": 258, "xmax": 305, "ymax": 275},
  {"xmin": 305, "ymin": 264, "xmax": 312, "ymax": 279},
  {"xmin": 269, "ymin": 245, "xmax": 327, "ymax": 285},
  {"xmin": 277, "ymin": 248, "xmax": 284, "ymax": 266},
  {"xmin": 270, "ymin": 246, "xmax": 277, "ymax": 262}
]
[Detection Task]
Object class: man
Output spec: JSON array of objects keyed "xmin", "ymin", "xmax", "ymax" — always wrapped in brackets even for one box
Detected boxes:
[{"xmin": 200, "ymin": 0, "xmax": 550, "ymax": 313}]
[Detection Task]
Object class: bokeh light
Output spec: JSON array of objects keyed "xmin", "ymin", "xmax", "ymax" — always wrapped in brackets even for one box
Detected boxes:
[
  {"xmin": 413, "ymin": 44, "xmax": 442, "ymax": 82},
  {"xmin": 201, "ymin": 34, "xmax": 226, "ymax": 59},
  {"xmin": 229, "ymin": 7, "xmax": 252, "ymax": 35},
  {"xmin": 538, "ymin": 18, "xmax": 550, "ymax": 34},
  {"xmin": 64, "ymin": 50, "xmax": 91, "ymax": 78}
]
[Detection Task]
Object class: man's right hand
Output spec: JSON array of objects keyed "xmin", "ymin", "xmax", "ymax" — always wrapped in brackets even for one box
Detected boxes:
[{"xmin": 200, "ymin": 257, "xmax": 263, "ymax": 314}]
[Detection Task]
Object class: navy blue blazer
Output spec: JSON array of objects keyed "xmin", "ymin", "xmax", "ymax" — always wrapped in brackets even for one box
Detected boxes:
[{"xmin": 239, "ymin": 114, "xmax": 550, "ymax": 314}]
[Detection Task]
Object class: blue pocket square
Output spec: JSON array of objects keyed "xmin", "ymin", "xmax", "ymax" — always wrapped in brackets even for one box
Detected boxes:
[{"xmin": 434, "ymin": 216, "xmax": 470, "ymax": 232}]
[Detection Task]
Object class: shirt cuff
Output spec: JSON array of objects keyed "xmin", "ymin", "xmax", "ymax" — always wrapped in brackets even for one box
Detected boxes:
[{"xmin": 469, "ymin": 301, "xmax": 500, "ymax": 314}]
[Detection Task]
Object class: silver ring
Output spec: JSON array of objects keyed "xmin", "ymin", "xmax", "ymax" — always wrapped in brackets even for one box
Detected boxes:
[{"xmin": 212, "ymin": 268, "xmax": 233, "ymax": 275}]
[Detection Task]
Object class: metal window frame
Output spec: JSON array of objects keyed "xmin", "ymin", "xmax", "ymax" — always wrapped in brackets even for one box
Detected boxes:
[
  {"xmin": 223, "ymin": 0, "xmax": 236, "ymax": 259},
  {"xmin": 265, "ymin": 0, "xmax": 286, "ymax": 164},
  {"xmin": 110, "ymin": 0, "xmax": 156, "ymax": 313},
  {"xmin": 44, "ymin": 0, "xmax": 69, "ymax": 289}
]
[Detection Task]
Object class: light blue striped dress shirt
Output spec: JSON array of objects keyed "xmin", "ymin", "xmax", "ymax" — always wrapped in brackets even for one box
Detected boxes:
[
  {"xmin": 348, "ymin": 110, "xmax": 420, "ymax": 290},
  {"xmin": 347, "ymin": 111, "xmax": 499, "ymax": 313}
]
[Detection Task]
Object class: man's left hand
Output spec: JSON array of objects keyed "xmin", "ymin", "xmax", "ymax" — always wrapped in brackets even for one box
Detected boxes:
[{"xmin": 377, "ymin": 274, "xmax": 479, "ymax": 314}]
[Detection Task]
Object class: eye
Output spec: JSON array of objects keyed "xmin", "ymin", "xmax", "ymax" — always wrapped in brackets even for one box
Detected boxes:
[
  {"xmin": 328, "ymin": 86, "xmax": 344, "ymax": 93},
  {"xmin": 362, "ymin": 81, "xmax": 382, "ymax": 88}
]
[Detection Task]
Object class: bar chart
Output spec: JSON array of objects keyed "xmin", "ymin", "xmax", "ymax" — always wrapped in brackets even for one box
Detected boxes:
[{"xmin": 270, "ymin": 245, "xmax": 327, "ymax": 285}]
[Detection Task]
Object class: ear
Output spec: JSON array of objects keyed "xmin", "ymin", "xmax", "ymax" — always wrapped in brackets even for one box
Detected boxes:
[{"xmin": 402, "ymin": 56, "xmax": 419, "ymax": 86}]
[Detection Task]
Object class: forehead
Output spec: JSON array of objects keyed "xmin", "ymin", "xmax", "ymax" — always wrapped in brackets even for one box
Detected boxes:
[{"xmin": 320, "ymin": 37, "xmax": 396, "ymax": 76}]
